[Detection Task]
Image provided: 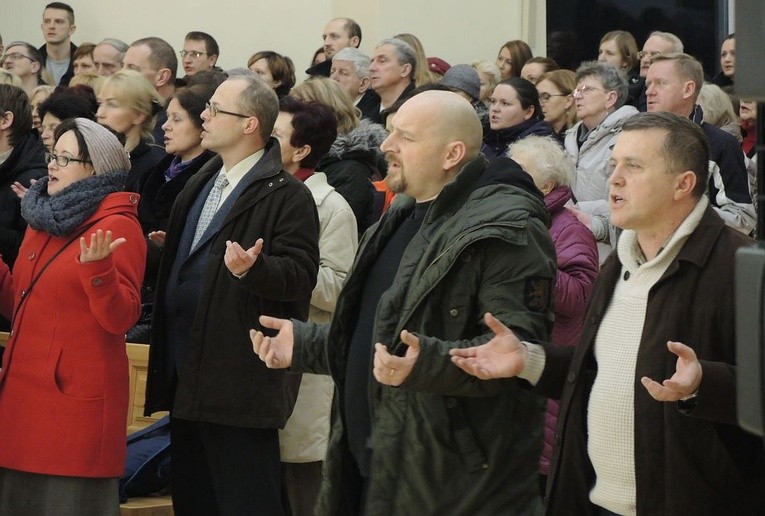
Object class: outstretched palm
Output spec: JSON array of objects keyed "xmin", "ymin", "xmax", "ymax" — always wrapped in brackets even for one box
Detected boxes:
[{"xmin": 449, "ymin": 313, "xmax": 529, "ymax": 380}]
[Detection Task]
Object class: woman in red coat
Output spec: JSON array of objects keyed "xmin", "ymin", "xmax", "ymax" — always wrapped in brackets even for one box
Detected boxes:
[{"xmin": 0, "ymin": 118, "xmax": 145, "ymax": 514}]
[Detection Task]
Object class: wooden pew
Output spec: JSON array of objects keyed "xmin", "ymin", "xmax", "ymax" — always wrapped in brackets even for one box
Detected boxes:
[{"xmin": 122, "ymin": 342, "xmax": 173, "ymax": 516}]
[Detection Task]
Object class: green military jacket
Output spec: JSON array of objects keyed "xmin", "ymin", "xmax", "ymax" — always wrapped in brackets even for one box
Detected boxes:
[{"xmin": 293, "ymin": 156, "xmax": 557, "ymax": 515}]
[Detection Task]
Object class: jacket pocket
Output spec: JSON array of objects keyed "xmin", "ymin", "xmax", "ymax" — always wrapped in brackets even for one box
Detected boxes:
[
  {"xmin": 50, "ymin": 340, "xmax": 105, "ymax": 401},
  {"xmin": 444, "ymin": 396, "xmax": 487, "ymax": 472}
]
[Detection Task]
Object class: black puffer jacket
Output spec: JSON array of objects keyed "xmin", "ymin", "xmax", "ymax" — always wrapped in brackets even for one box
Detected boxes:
[
  {"xmin": 0, "ymin": 132, "xmax": 47, "ymax": 267},
  {"xmin": 317, "ymin": 120, "xmax": 388, "ymax": 235},
  {"xmin": 482, "ymin": 118, "xmax": 555, "ymax": 159}
]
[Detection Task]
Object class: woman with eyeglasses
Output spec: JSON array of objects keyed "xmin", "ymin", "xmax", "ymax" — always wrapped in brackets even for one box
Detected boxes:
[
  {"xmin": 0, "ymin": 118, "xmax": 145, "ymax": 514},
  {"xmin": 536, "ymin": 69, "xmax": 576, "ymax": 143},
  {"xmin": 565, "ymin": 61, "xmax": 638, "ymax": 261},
  {"xmin": 482, "ymin": 77, "xmax": 555, "ymax": 160},
  {"xmin": 29, "ymin": 85, "xmax": 54, "ymax": 134},
  {"xmin": 38, "ymin": 86, "xmax": 99, "ymax": 152},
  {"xmin": 96, "ymin": 69, "xmax": 167, "ymax": 192}
]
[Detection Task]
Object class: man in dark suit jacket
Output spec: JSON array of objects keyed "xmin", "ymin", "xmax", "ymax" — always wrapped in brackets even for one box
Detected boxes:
[{"xmin": 144, "ymin": 75, "xmax": 320, "ymax": 515}]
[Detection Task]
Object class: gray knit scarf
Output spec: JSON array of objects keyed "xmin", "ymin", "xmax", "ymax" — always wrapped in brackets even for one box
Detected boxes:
[{"xmin": 21, "ymin": 172, "xmax": 128, "ymax": 237}]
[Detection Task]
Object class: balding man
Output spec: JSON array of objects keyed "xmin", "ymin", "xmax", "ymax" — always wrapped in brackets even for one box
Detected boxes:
[
  {"xmin": 251, "ymin": 90, "xmax": 557, "ymax": 514},
  {"xmin": 123, "ymin": 36, "xmax": 178, "ymax": 143},
  {"xmin": 306, "ymin": 17, "xmax": 362, "ymax": 77},
  {"xmin": 92, "ymin": 38, "xmax": 128, "ymax": 76}
]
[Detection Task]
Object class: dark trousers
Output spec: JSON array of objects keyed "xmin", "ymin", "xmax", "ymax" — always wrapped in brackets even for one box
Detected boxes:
[
  {"xmin": 281, "ymin": 461, "xmax": 323, "ymax": 516},
  {"xmin": 170, "ymin": 417, "xmax": 283, "ymax": 516}
]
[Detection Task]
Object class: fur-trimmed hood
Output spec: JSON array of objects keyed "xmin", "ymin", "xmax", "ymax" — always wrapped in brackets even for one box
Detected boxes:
[{"xmin": 322, "ymin": 119, "xmax": 388, "ymax": 163}]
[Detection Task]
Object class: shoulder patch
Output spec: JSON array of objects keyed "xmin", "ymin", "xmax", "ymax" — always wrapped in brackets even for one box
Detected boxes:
[{"xmin": 524, "ymin": 277, "xmax": 552, "ymax": 313}]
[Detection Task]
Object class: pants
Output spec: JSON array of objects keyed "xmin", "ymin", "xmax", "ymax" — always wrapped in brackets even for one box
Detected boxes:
[
  {"xmin": 281, "ymin": 461, "xmax": 323, "ymax": 516},
  {"xmin": 170, "ymin": 417, "xmax": 283, "ymax": 516}
]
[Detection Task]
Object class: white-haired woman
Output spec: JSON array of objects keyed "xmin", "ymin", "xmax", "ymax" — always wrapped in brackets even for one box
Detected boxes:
[
  {"xmin": 508, "ymin": 135, "xmax": 599, "ymax": 495},
  {"xmin": 0, "ymin": 118, "xmax": 145, "ymax": 514}
]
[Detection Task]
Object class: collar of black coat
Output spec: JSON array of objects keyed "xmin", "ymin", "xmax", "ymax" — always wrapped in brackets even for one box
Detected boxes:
[{"xmin": 388, "ymin": 154, "xmax": 549, "ymax": 226}]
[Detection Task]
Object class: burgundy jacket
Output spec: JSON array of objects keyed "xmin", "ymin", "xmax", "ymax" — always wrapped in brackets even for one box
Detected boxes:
[{"xmin": 539, "ymin": 186, "xmax": 598, "ymax": 475}]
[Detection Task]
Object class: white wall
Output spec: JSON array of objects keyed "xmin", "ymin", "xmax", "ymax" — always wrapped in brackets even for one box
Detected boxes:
[{"xmin": 0, "ymin": 0, "xmax": 545, "ymax": 81}]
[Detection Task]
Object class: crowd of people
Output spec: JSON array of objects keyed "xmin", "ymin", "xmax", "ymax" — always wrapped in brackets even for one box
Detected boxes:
[{"xmin": 0, "ymin": 2, "xmax": 762, "ymax": 515}]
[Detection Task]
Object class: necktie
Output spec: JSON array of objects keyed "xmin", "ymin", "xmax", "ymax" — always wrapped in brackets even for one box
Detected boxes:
[{"xmin": 191, "ymin": 173, "xmax": 229, "ymax": 249}]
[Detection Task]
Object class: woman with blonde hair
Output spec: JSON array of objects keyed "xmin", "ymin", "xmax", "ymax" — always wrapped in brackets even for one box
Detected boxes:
[
  {"xmin": 697, "ymin": 82, "xmax": 740, "ymax": 141},
  {"xmin": 28, "ymin": 84, "xmax": 54, "ymax": 134},
  {"xmin": 96, "ymin": 69, "xmax": 166, "ymax": 191},
  {"xmin": 291, "ymin": 77, "xmax": 360, "ymax": 134},
  {"xmin": 290, "ymin": 77, "xmax": 387, "ymax": 234},
  {"xmin": 536, "ymin": 69, "xmax": 576, "ymax": 142},
  {"xmin": 597, "ymin": 30, "xmax": 641, "ymax": 106},
  {"xmin": 394, "ymin": 33, "xmax": 437, "ymax": 86},
  {"xmin": 472, "ymin": 60, "xmax": 501, "ymax": 107}
]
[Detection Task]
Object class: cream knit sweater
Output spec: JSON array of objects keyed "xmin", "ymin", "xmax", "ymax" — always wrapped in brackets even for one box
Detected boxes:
[{"xmin": 587, "ymin": 197, "xmax": 708, "ymax": 515}]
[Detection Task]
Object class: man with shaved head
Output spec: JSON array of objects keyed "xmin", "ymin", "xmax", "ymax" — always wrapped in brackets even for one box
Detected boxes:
[{"xmin": 251, "ymin": 90, "xmax": 557, "ymax": 514}]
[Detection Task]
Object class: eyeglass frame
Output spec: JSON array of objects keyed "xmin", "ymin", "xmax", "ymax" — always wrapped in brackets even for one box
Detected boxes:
[
  {"xmin": 539, "ymin": 92, "xmax": 570, "ymax": 103},
  {"xmin": 2, "ymin": 52, "xmax": 36, "ymax": 63},
  {"xmin": 45, "ymin": 152, "xmax": 92, "ymax": 167},
  {"xmin": 572, "ymin": 86, "xmax": 606, "ymax": 97},
  {"xmin": 180, "ymin": 50, "xmax": 207, "ymax": 59},
  {"xmin": 637, "ymin": 50, "xmax": 662, "ymax": 60},
  {"xmin": 205, "ymin": 101, "xmax": 251, "ymax": 119}
]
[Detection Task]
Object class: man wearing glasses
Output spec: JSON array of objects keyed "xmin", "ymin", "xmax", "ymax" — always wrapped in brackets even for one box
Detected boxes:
[
  {"xmin": 635, "ymin": 31, "xmax": 683, "ymax": 111},
  {"xmin": 181, "ymin": 31, "xmax": 219, "ymax": 78},
  {"xmin": 1, "ymin": 42, "xmax": 44, "ymax": 98},
  {"xmin": 144, "ymin": 75, "xmax": 320, "ymax": 515}
]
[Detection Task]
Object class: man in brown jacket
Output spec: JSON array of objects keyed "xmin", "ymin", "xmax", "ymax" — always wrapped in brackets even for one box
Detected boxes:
[{"xmin": 452, "ymin": 111, "xmax": 765, "ymax": 515}]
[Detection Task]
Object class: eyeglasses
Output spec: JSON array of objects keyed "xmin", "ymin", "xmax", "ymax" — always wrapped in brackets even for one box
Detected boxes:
[
  {"xmin": 180, "ymin": 50, "xmax": 207, "ymax": 59},
  {"xmin": 637, "ymin": 50, "xmax": 662, "ymax": 60},
  {"xmin": 205, "ymin": 102, "xmax": 250, "ymax": 119},
  {"xmin": 539, "ymin": 92, "xmax": 570, "ymax": 102},
  {"xmin": 45, "ymin": 152, "xmax": 92, "ymax": 167},
  {"xmin": 3, "ymin": 52, "xmax": 35, "ymax": 63},
  {"xmin": 573, "ymin": 86, "xmax": 605, "ymax": 96}
]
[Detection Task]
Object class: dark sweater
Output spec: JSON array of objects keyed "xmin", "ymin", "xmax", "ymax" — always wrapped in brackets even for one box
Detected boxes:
[{"xmin": 345, "ymin": 201, "xmax": 430, "ymax": 476}]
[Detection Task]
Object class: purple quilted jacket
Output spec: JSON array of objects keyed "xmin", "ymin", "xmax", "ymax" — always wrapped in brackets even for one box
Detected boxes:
[{"xmin": 540, "ymin": 186, "xmax": 599, "ymax": 475}]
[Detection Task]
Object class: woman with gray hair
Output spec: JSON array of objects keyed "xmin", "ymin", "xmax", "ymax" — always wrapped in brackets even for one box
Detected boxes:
[
  {"xmin": 508, "ymin": 135, "xmax": 598, "ymax": 494},
  {"xmin": 0, "ymin": 118, "xmax": 145, "ymax": 514},
  {"xmin": 565, "ymin": 61, "xmax": 637, "ymax": 261}
]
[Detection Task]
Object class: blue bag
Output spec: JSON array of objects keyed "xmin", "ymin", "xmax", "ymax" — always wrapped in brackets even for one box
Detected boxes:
[{"xmin": 119, "ymin": 415, "xmax": 172, "ymax": 502}]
